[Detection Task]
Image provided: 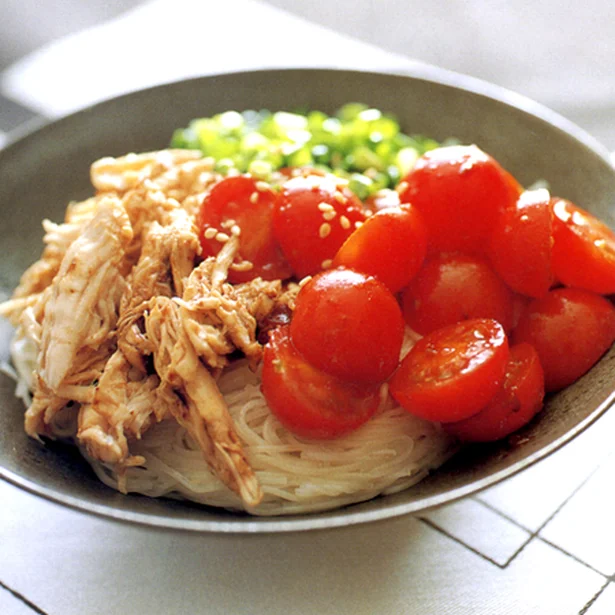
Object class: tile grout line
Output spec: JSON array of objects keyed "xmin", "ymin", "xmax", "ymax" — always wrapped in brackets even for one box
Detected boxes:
[
  {"xmin": 578, "ymin": 579, "xmax": 611, "ymax": 614},
  {"xmin": 0, "ymin": 579, "xmax": 49, "ymax": 615}
]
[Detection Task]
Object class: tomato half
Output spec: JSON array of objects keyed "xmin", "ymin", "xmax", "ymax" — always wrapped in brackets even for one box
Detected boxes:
[
  {"xmin": 389, "ymin": 318, "xmax": 509, "ymax": 422},
  {"xmin": 398, "ymin": 145, "xmax": 522, "ymax": 255},
  {"xmin": 290, "ymin": 268, "xmax": 405, "ymax": 384},
  {"xmin": 488, "ymin": 189, "xmax": 554, "ymax": 298},
  {"xmin": 401, "ymin": 253, "xmax": 515, "ymax": 335},
  {"xmin": 273, "ymin": 174, "xmax": 367, "ymax": 278},
  {"xmin": 443, "ymin": 343, "xmax": 545, "ymax": 442},
  {"xmin": 332, "ymin": 205, "xmax": 428, "ymax": 293},
  {"xmin": 551, "ymin": 198, "xmax": 615, "ymax": 294},
  {"xmin": 512, "ymin": 287, "xmax": 615, "ymax": 392},
  {"xmin": 199, "ymin": 175, "xmax": 292, "ymax": 283},
  {"xmin": 261, "ymin": 326, "xmax": 381, "ymax": 439}
]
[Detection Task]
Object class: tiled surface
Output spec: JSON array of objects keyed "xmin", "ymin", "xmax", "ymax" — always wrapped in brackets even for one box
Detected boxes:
[{"xmin": 3, "ymin": 1, "xmax": 615, "ymax": 613}]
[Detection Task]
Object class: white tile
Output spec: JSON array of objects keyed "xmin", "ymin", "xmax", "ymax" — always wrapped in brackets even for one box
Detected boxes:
[
  {"xmin": 477, "ymin": 408, "xmax": 615, "ymax": 531},
  {"xmin": 585, "ymin": 582, "xmax": 615, "ymax": 615},
  {"xmin": 0, "ymin": 479, "xmax": 606, "ymax": 615},
  {"xmin": 0, "ymin": 586, "xmax": 36, "ymax": 615},
  {"xmin": 421, "ymin": 498, "xmax": 531, "ymax": 566},
  {"xmin": 539, "ymin": 450, "xmax": 615, "ymax": 576}
]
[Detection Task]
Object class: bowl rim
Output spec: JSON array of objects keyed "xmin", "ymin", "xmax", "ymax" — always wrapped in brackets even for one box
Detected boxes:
[{"xmin": 2, "ymin": 65, "xmax": 615, "ymax": 533}]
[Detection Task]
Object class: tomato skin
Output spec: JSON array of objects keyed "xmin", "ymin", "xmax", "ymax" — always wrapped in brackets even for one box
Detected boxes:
[
  {"xmin": 199, "ymin": 175, "xmax": 292, "ymax": 283},
  {"xmin": 261, "ymin": 326, "xmax": 381, "ymax": 439},
  {"xmin": 488, "ymin": 189, "xmax": 554, "ymax": 298},
  {"xmin": 401, "ymin": 253, "xmax": 515, "ymax": 335},
  {"xmin": 512, "ymin": 287, "xmax": 615, "ymax": 392},
  {"xmin": 390, "ymin": 318, "xmax": 509, "ymax": 422},
  {"xmin": 332, "ymin": 205, "xmax": 428, "ymax": 293},
  {"xmin": 551, "ymin": 198, "xmax": 615, "ymax": 294},
  {"xmin": 398, "ymin": 145, "xmax": 522, "ymax": 255},
  {"xmin": 443, "ymin": 343, "xmax": 545, "ymax": 442},
  {"xmin": 273, "ymin": 174, "xmax": 366, "ymax": 278},
  {"xmin": 290, "ymin": 268, "xmax": 405, "ymax": 384}
]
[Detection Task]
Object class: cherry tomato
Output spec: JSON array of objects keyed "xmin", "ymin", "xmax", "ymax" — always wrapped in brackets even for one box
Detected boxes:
[
  {"xmin": 401, "ymin": 253, "xmax": 515, "ymax": 335},
  {"xmin": 398, "ymin": 145, "xmax": 522, "ymax": 255},
  {"xmin": 199, "ymin": 175, "xmax": 292, "ymax": 283},
  {"xmin": 332, "ymin": 205, "xmax": 428, "ymax": 293},
  {"xmin": 273, "ymin": 174, "xmax": 367, "ymax": 278},
  {"xmin": 443, "ymin": 343, "xmax": 545, "ymax": 442},
  {"xmin": 512, "ymin": 287, "xmax": 615, "ymax": 392},
  {"xmin": 551, "ymin": 198, "xmax": 615, "ymax": 294},
  {"xmin": 261, "ymin": 326, "xmax": 381, "ymax": 439},
  {"xmin": 290, "ymin": 268, "xmax": 405, "ymax": 384},
  {"xmin": 488, "ymin": 189, "xmax": 554, "ymax": 298},
  {"xmin": 364, "ymin": 188, "xmax": 401, "ymax": 212},
  {"xmin": 389, "ymin": 318, "xmax": 509, "ymax": 422}
]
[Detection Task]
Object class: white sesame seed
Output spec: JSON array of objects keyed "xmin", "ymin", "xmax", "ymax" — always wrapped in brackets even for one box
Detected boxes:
[
  {"xmin": 322, "ymin": 210, "xmax": 337, "ymax": 221},
  {"xmin": 321, "ymin": 259, "xmax": 333, "ymax": 269},
  {"xmin": 230, "ymin": 224, "xmax": 241, "ymax": 237},
  {"xmin": 318, "ymin": 201, "xmax": 335, "ymax": 212},
  {"xmin": 339, "ymin": 215, "xmax": 351, "ymax": 229},
  {"xmin": 354, "ymin": 221, "xmax": 364, "ymax": 229},
  {"xmin": 250, "ymin": 191, "xmax": 259, "ymax": 204},
  {"xmin": 230, "ymin": 260, "xmax": 254, "ymax": 272},
  {"xmin": 298, "ymin": 275, "xmax": 312, "ymax": 287},
  {"xmin": 215, "ymin": 232, "xmax": 230, "ymax": 242},
  {"xmin": 333, "ymin": 191, "xmax": 347, "ymax": 204},
  {"xmin": 395, "ymin": 181, "xmax": 409, "ymax": 194},
  {"xmin": 255, "ymin": 180, "xmax": 270, "ymax": 192},
  {"xmin": 319, "ymin": 223, "xmax": 332, "ymax": 238},
  {"xmin": 204, "ymin": 227, "xmax": 218, "ymax": 239},
  {"xmin": 364, "ymin": 209, "xmax": 373, "ymax": 217}
]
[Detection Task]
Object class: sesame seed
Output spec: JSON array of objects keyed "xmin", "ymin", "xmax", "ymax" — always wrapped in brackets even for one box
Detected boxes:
[
  {"xmin": 204, "ymin": 227, "xmax": 218, "ymax": 239},
  {"xmin": 396, "ymin": 181, "xmax": 409, "ymax": 194},
  {"xmin": 298, "ymin": 275, "xmax": 312, "ymax": 287},
  {"xmin": 255, "ymin": 180, "xmax": 270, "ymax": 192},
  {"xmin": 318, "ymin": 202, "xmax": 335, "ymax": 212},
  {"xmin": 319, "ymin": 223, "xmax": 332, "ymax": 238},
  {"xmin": 322, "ymin": 210, "xmax": 337, "ymax": 221},
  {"xmin": 230, "ymin": 224, "xmax": 241, "ymax": 237},
  {"xmin": 321, "ymin": 259, "xmax": 333, "ymax": 269},
  {"xmin": 364, "ymin": 209, "xmax": 373, "ymax": 217},
  {"xmin": 333, "ymin": 191, "xmax": 347, "ymax": 204},
  {"xmin": 250, "ymin": 191, "xmax": 259, "ymax": 204},
  {"xmin": 339, "ymin": 215, "xmax": 351, "ymax": 229},
  {"xmin": 230, "ymin": 261, "xmax": 254, "ymax": 272},
  {"xmin": 215, "ymin": 232, "xmax": 230, "ymax": 242},
  {"xmin": 354, "ymin": 221, "xmax": 364, "ymax": 229}
]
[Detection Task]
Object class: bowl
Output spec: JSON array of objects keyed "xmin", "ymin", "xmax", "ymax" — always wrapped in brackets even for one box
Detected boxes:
[{"xmin": 1, "ymin": 67, "xmax": 615, "ymax": 533}]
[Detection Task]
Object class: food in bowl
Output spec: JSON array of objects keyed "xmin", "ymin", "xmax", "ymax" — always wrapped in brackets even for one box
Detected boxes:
[{"xmin": 2, "ymin": 104, "xmax": 614, "ymax": 516}]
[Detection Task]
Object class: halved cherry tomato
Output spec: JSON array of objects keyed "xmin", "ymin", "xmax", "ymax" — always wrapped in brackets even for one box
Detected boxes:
[
  {"xmin": 398, "ymin": 145, "xmax": 522, "ymax": 255},
  {"xmin": 261, "ymin": 326, "xmax": 381, "ymax": 439},
  {"xmin": 290, "ymin": 268, "xmax": 405, "ymax": 384},
  {"xmin": 443, "ymin": 343, "xmax": 545, "ymax": 442},
  {"xmin": 332, "ymin": 205, "xmax": 428, "ymax": 293},
  {"xmin": 512, "ymin": 287, "xmax": 615, "ymax": 392},
  {"xmin": 199, "ymin": 175, "xmax": 292, "ymax": 283},
  {"xmin": 401, "ymin": 253, "xmax": 515, "ymax": 335},
  {"xmin": 551, "ymin": 198, "xmax": 615, "ymax": 294},
  {"xmin": 273, "ymin": 174, "xmax": 366, "ymax": 278},
  {"xmin": 488, "ymin": 189, "xmax": 554, "ymax": 298},
  {"xmin": 389, "ymin": 318, "xmax": 509, "ymax": 422}
]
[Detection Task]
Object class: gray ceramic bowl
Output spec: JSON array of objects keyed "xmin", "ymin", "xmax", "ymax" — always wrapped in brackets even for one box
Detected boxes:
[{"xmin": 1, "ymin": 68, "xmax": 615, "ymax": 533}]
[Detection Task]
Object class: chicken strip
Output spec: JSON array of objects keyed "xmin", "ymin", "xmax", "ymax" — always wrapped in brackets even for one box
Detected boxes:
[{"xmin": 145, "ymin": 295, "xmax": 263, "ymax": 507}]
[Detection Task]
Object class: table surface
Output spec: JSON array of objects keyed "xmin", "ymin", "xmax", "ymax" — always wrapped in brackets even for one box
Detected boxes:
[{"xmin": 2, "ymin": 2, "xmax": 615, "ymax": 613}]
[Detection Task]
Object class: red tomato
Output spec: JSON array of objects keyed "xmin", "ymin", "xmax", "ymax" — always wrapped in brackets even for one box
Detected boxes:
[
  {"xmin": 398, "ymin": 145, "xmax": 522, "ymax": 255},
  {"xmin": 261, "ymin": 326, "xmax": 381, "ymax": 439},
  {"xmin": 332, "ymin": 205, "xmax": 428, "ymax": 293},
  {"xmin": 551, "ymin": 198, "xmax": 615, "ymax": 294},
  {"xmin": 401, "ymin": 253, "xmax": 515, "ymax": 335},
  {"xmin": 389, "ymin": 318, "xmax": 509, "ymax": 422},
  {"xmin": 273, "ymin": 174, "xmax": 367, "ymax": 278},
  {"xmin": 199, "ymin": 175, "xmax": 292, "ymax": 283},
  {"xmin": 512, "ymin": 287, "xmax": 615, "ymax": 392},
  {"xmin": 488, "ymin": 189, "xmax": 554, "ymax": 298},
  {"xmin": 290, "ymin": 268, "xmax": 405, "ymax": 384},
  {"xmin": 443, "ymin": 343, "xmax": 545, "ymax": 442},
  {"xmin": 364, "ymin": 189, "xmax": 401, "ymax": 212}
]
